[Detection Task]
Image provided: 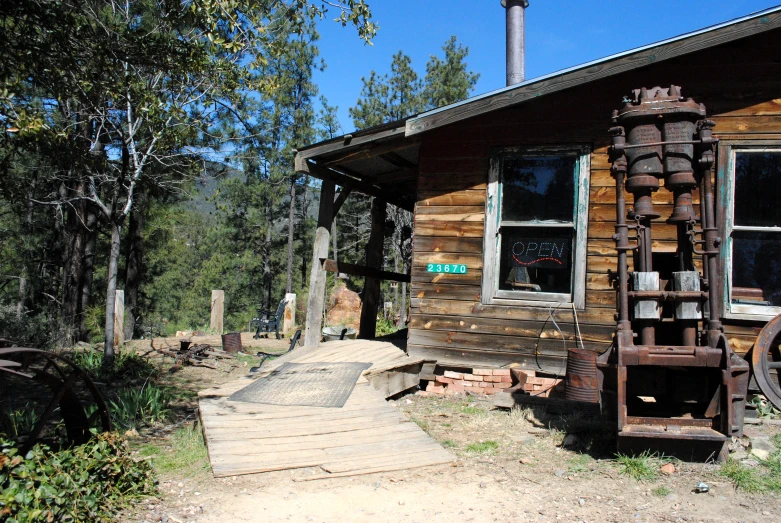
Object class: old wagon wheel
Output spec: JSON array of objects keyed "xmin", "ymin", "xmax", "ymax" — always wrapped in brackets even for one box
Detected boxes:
[
  {"xmin": 0, "ymin": 348, "xmax": 112, "ymax": 454},
  {"xmin": 751, "ymin": 315, "xmax": 781, "ymax": 410}
]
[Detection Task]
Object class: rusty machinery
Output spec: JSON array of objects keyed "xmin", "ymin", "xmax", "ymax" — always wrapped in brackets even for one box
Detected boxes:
[
  {"xmin": 603, "ymin": 86, "xmax": 749, "ymax": 459},
  {"xmin": 0, "ymin": 347, "xmax": 111, "ymax": 453}
]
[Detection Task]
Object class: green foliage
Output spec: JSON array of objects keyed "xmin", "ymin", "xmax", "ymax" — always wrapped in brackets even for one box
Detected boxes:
[
  {"xmin": 68, "ymin": 349, "xmax": 158, "ymax": 383},
  {"xmin": 567, "ymin": 453, "xmax": 593, "ymax": 474},
  {"xmin": 138, "ymin": 424, "xmax": 209, "ymax": 477},
  {"xmin": 0, "ymin": 433, "xmax": 157, "ymax": 522},
  {"xmin": 108, "ymin": 385, "xmax": 171, "ymax": 430},
  {"xmin": 0, "ymin": 405, "xmax": 40, "ymax": 440},
  {"xmin": 0, "ymin": 306, "xmax": 52, "ymax": 349},
  {"xmin": 465, "ymin": 440, "xmax": 499, "ymax": 454},
  {"xmin": 652, "ymin": 485, "xmax": 672, "ymax": 497},
  {"xmin": 423, "ymin": 36, "xmax": 481, "ymax": 109},
  {"xmin": 615, "ymin": 451, "xmax": 669, "ymax": 481},
  {"xmin": 748, "ymin": 396, "xmax": 781, "ymax": 419},
  {"xmin": 375, "ymin": 317, "xmax": 398, "ymax": 336}
]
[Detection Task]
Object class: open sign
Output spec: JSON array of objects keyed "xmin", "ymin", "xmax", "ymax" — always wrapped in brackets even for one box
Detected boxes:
[{"xmin": 510, "ymin": 239, "xmax": 569, "ymax": 269}]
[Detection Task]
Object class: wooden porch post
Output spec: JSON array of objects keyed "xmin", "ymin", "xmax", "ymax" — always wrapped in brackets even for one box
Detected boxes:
[
  {"xmin": 359, "ymin": 197, "xmax": 387, "ymax": 339},
  {"xmin": 304, "ymin": 180, "xmax": 335, "ymax": 347}
]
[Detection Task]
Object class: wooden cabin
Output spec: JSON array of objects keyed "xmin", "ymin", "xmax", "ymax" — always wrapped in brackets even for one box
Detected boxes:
[{"xmin": 295, "ymin": 7, "xmax": 781, "ymax": 375}]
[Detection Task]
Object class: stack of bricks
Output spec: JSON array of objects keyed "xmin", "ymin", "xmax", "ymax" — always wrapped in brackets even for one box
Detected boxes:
[
  {"xmin": 425, "ymin": 368, "xmax": 513, "ymax": 395},
  {"xmin": 514, "ymin": 370, "xmax": 563, "ymax": 398}
]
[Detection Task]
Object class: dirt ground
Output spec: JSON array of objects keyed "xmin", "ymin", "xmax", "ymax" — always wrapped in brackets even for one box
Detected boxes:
[{"xmin": 122, "ymin": 339, "xmax": 781, "ymax": 523}]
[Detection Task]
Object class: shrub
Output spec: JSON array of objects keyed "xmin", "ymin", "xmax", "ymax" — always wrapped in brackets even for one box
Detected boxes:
[
  {"xmin": 68, "ymin": 349, "xmax": 159, "ymax": 383},
  {"xmin": 0, "ymin": 433, "xmax": 157, "ymax": 522},
  {"xmin": 108, "ymin": 385, "xmax": 171, "ymax": 430},
  {"xmin": 0, "ymin": 305, "xmax": 51, "ymax": 349}
]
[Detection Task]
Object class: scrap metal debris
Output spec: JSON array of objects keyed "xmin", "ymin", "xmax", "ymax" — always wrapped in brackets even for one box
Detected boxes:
[{"xmin": 160, "ymin": 340, "xmax": 238, "ymax": 373}]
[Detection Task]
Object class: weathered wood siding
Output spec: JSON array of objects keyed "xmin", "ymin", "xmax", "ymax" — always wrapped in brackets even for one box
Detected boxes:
[{"xmin": 408, "ymin": 29, "xmax": 781, "ymax": 369}]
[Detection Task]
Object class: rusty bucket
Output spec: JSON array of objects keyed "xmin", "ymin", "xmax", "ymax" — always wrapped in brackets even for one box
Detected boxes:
[
  {"xmin": 564, "ymin": 348, "xmax": 600, "ymax": 403},
  {"xmin": 221, "ymin": 332, "xmax": 242, "ymax": 353}
]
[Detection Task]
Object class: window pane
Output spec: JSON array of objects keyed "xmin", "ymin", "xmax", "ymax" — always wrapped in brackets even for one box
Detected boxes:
[
  {"xmin": 731, "ymin": 230, "xmax": 781, "ymax": 307},
  {"xmin": 734, "ymin": 152, "xmax": 781, "ymax": 227},
  {"xmin": 499, "ymin": 227, "xmax": 573, "ymax": 293},
  {"xmin": 501, "ymin": 156, "xmax": 575, "ymax": 222}
]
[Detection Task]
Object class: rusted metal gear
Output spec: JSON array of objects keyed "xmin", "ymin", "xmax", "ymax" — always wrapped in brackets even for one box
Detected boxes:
[
  {"xmin": 0, "ymin": 348, "xmax": 112, "ymax": 453},
  {"xmin": 751, "ymin": 315, "xmax": 781, "ymax": 410}
]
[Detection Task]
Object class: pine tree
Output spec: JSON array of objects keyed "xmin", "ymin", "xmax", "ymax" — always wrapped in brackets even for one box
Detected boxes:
[{"xmin": 423, "ymin": 36, "xmax": 481, "ymax": 109}]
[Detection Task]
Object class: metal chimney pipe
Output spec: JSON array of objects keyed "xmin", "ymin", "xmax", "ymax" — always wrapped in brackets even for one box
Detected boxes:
[{"xmin": 502, "ymin": 0, "xmax": 528, "ymax": 86}]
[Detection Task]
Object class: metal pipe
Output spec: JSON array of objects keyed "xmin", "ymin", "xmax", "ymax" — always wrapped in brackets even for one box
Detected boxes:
[{"xmin": 502, "ymin": 0, "xmax": 529, "ymax": 86}]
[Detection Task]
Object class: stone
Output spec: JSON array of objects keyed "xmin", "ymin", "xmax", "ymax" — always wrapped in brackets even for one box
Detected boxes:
[
  {"xmin": 660, "ymin": 463, "xmax": 676, "ymax": 475},
  {"xmin": 578, "ymin": 498, "xmax": 585, "ymax": 506},
  {"xmin": 561, "ymin": 434, "xmax": 579, "ymax": 448},
  {"xmin": 750, "ymin": 448, "xmax": 770, "ymax": 461},
  {"xmin": 750, "ymin": 436, "xmax": 776, "ymax": 455},
  {"xmin": 554, "ymin": 469, "xmax": 566, "ymax": 477}
]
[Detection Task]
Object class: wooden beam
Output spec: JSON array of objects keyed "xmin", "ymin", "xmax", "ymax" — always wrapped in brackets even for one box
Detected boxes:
[
  {"xmin": 304, "ymin": 180, "xmax": 335, "ymax": 348},
  {"xmin": 318, "ymin": 136, "xmax": 419, "ymax": 168},
  {"xmin": 359, "ymin": 198, "xmax": 387, "ymax": 339},
  {"xmin": 370, "ymin": 168, "xmax": 417, "ymax": 185},
  {"xmin": 405, "ymin": 9, "xmax": 781, "ymax": 136},
  {"xmin": 379, "ymin": 152, "xmax": 416, "ymax": 169},
  {"xmin": 298, "ymin": 160, "xmax": 413, "ymax": 212},
  {"xmin": 296, "ymin": 125, "xmax": 410, "ymax": 163},
  {"xmin": 321, "ymin": 259, "xmax": 411, "ymax": 283},
  {"xmin": 332, "ymin": 187, "xmax": 353, "ymax": 219}
]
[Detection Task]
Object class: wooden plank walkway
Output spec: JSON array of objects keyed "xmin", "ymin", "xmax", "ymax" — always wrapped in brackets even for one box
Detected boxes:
[{"xmin": 198, "ymin": 340, "xmax": 453, "ymax": 479}]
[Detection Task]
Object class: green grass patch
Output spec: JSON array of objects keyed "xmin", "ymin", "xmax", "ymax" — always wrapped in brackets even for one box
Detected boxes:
[
  {"xmin": 140, "ymin": 424, "xmax": 209, "ymax": 476},
  {"xmin": 460, "ymin": 405, "xmax": 481, "ymax": 415},
  {"xmin": 652, "ymin": 485, "xmax": 672, "ymax": 497},
  {"xmin": 772, "ymin": 434, "xmax": 781, "ymax": 450},
  {"xmin": 465, "ymin": 440, "xmax": 499, "ymax": 454},
  {"xmin": 568, "ymin": 453, "xmax": 593, "ymax": 473},
  {"xmin": 615, "ymin": 451, "xmax": 669, "ymax": 482},
  {"xmin": 720, "ymin": 458, "xmax": 764, "ymax": 493},
  {"xmin": 441, "ymin": 439, "xmax": 457, "ymax": 448}
]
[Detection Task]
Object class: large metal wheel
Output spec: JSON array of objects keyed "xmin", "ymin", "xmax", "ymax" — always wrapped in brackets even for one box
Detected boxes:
[
  {"xmin": 751, "ymin": 315, "xmax": 781, "ymax": 410},
  {"xmin": 0, "ymin": 348, "xmax": 112, "ymax": 453}
]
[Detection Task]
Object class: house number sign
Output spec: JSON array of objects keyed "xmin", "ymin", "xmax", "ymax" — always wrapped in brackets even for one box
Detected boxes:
[{"xmin": 426, "ymin": 263, "xmax": 468, "ymax": 274}]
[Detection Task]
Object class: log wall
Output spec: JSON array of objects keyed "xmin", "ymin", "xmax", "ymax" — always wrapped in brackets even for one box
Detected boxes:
[{"xmin": 407, "ymin": 29, "xmax": 781, "ymax": 369}]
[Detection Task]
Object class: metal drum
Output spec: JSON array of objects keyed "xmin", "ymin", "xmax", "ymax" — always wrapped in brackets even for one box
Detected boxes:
[
  {"xmin": 221, "ymin": 332, "xmax": 243, "ymax": 353},
  {"xmin": 564, "ymin": 348, "xmax": 600, "ymax": 403}
]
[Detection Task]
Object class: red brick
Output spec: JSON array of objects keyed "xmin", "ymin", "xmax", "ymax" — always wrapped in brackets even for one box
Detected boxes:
[
  {"xmin": 463, "ymin": 374, "xmax": 482, "ymax": 381},
  {"xmin": 448, "ymin": 382, "xmax": 465, "ymax": 392},
  {"xmin": 435, "ymin": 376, "xmax": 452, "ymax": 384},
  {"xmin": 463, "ymin": 381, "xmax": 473, "ymax": 387},
  {"xmin": 473, "ymin": 368, "xmax": 493, "ymax": 376},
  {"xmin": 499, "ymin": 375, "xmax": 513, "ymax": 383},
  {"xmin": 492, "ymin": 369, "xmax": 511, "ymax": 376},
  {"xmin": 443, "ymin": 371, "xmax": 463, "ymax": 379},
  {"xmin": 483, "ymin": 388, "xmax": 498, "ymax": 395},
  {"xmin": 426, "ymin": 383, "xmax": 445, "ymax": 394}
]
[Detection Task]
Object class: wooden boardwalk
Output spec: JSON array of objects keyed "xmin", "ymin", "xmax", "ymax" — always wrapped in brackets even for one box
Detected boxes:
[{"xmin": 198, "ymin": 340, "xmax": 453, "ymax": 479}]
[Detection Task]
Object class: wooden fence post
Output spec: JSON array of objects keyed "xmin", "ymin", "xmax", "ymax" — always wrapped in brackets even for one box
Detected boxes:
[
  {"xmin": 304, "ymin": 180, "xmax": 335, "ymax": 348},
  {"xmin": 113, "ymin": 289, "xmax": 124, "ymax": 347},
  {"xmin": 210, "ymin": 290, "xmax": 224, "ymax": 334},
  {"xmin": 283, "ymin": 293, "xmax": 296, "ymax": 336},
  {"xmin": 359, "ymin": 198, "xmax": 386, "ymax": 339}
]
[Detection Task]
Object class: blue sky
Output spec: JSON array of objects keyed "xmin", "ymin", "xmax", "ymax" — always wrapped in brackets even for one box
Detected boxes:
[{"xmin": 312, "ymin": 0, "xmax": 779, "ymax": 135}]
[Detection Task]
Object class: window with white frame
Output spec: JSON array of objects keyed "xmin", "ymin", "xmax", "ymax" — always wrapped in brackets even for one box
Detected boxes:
[
  {"xmin": 723, "ymin": 146, "xmax": 781, "ymax": 319},
  {"xmin": 482, "ymin": 146, "xmax": 590, "ymax": 308}
]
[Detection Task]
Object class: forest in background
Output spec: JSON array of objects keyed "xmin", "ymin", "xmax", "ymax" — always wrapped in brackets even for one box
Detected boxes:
[{"xmin": 0, "ymin": 1, "xmax": 479, "ymax": 360}]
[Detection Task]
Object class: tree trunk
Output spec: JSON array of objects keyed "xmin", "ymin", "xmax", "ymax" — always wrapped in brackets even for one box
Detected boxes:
[
  {"xmin": 17, "ymin": 278, "xmax": 27, "ymax": 319},
  {"xmin": 103, "ymin": 220, "xmax": 122, "ymax": 366},
  {"xmin": 61, "ymin": 185, "xmax": 85, "ymax": 341},
  {"xmin": 285, "ymin": 175, "xmax": 296, "ymax": 294},
  {"xmin": 263, "ymin": 197, "xmax": 272, "ymax": 309},
  {"xmin": 124, "ymin": 196, "xmax": 144, "ymax": 341},
  {"xmin": 79, "ymin": 206, "xmax": 97, "ymax": 341},
  {"xmin": 300, "ymin": 176, "xmax": 311, "ymax": 286}
]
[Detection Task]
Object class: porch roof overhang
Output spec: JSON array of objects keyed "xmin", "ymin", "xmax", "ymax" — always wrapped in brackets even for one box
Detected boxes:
[{"xmin": 294, "ymin": 5, "xmax": 781, "ymax": 209}]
